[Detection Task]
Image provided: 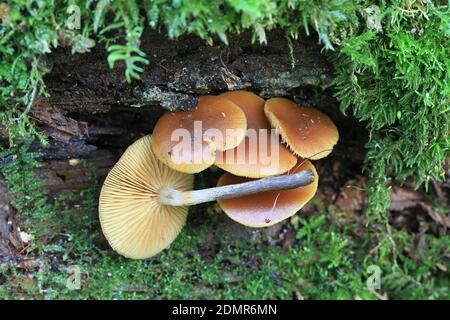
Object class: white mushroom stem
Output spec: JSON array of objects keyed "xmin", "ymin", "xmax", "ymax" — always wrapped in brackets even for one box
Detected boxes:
[{"xmin": 159, "ymin": 169, "xmax": 315, "ymax": 206}]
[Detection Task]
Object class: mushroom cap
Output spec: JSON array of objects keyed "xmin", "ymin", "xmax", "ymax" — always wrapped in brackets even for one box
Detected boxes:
[
  {"xmin": 215, "ymin": 91, "xmax": 297, "ymax": 178},
  {"xmin": 216, "ymin": 159, "xmax": 318, "ymax": 227},
  {"xmin": 99, "ymin": 135, "xmax": 194, "ymax": 259},
  {"xmin": 151, "ymin": 96, "xmax": 247, "ymax": 173},
  {"xmin": 219, "ymin": 91, "xmax": 267, "ymax": 130},
  {"xmin": 264, "ymin": 98, "xmax": 339, "ymax": 160}
]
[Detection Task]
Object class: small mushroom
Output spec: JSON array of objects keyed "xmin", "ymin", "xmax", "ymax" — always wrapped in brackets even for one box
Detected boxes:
[
  {"xmin": 100, "ymin": 135, "xmax": 315, "ymax": 259},
  {"xmin": 151, "ymin": 95, "xmax": 247, "ymax": 173},
  {"xmin": 99, "ymin": 135, "xmax": 194, "ymax": 259},
  {"xmin": 264, "ymin": 98, "xmax": 339, "ymax": 160},
  {"xmin": 215, "ymin": 91, "xmax": 297, "ymax": 178},
  {"xmin": 216, "ymin": 159, "xmax": 318, "ymax": 227}
]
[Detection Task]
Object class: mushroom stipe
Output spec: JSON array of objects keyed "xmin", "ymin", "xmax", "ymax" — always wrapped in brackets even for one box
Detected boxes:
[{"xmin": 99, "ymin": 135, "xmax": 315, "ymax": 259}]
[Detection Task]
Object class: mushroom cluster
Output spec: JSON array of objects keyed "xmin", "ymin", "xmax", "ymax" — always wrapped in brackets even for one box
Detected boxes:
[{"xmin": 99, "ymin": 91, "xmax": 339, "ymax": 259}]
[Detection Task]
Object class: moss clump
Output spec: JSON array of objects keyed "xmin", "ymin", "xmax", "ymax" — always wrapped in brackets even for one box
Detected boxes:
[{"xmin": 333, "ymin": 1, "xmax": 449, "ymax": 218}]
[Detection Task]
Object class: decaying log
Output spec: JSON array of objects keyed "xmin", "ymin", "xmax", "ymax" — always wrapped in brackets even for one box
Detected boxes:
[
  {"xmin": 2, "ymin": 29, "xmax": 337, "ymax": 194},
  {"xmin": 34, "ymin": 149, "xmax": 116, "ymax": 191},
  {"xmin": 44, "ymin": 29, "xmax": 332, "ymax": 115}
]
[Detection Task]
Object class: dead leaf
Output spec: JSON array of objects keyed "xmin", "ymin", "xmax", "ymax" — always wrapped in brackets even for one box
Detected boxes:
[
  {"xmin": 0, "ymin": 3, "xmax": 9, "ymax": 23},
  {"xmin": 390, "ymin": 186, "xmax": 422, "ymax": 211},
  {"xmin": 436, "ymin": 263, "xmax": 447, "ymax": 272},
  {"xmin": 17, "ymin": 258, "xmax": 43, "ymax": 272},
  {"xmin": 335, "ymin": 184, "xmax": 366, "ymax": 212},
  {"xmin": 419, "ymin": 202, "xmax": 450, "ymax": 229}
]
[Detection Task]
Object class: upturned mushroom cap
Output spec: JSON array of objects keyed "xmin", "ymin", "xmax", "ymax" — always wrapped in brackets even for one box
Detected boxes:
[
  {"xmin": 151, "ymin": 95, "xmax": 247, "ymax": 173},
  {"xmin": 216, "ymin": 159, "xmax": 318, "ymax": 227},
  {"xmin": 264, "ymin": 98, "xmax": 339, "ymax": 160},
  {"xmin": 215, "ymin": 91, "xmax": 297, "ymax": 178},
  {"xmin": 99, "ymin": 135, "xmax": 194, "ymax": 259}
]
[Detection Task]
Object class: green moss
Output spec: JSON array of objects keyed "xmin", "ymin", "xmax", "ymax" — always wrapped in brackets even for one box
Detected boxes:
[
  {"xmin": 0, "ymin": 151, "xmax": 448, "ymax": 299},
  {"xmin": 332, "ymin": 1, "xmax": 449, "ymax": 219}
]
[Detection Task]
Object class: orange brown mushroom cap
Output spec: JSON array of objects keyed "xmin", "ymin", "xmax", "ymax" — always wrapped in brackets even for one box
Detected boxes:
[
  {"xmin": 100, "ymin": 136, "xmax": 316, "ymax": 259},
  {"xmin": 99, "ymin": 135, "xmax": 194, "ymax": 259},
  {"xmin": 216, "ymin": 159, "xmax": 318, "ymax": 228},
  {"xmin": 151, "ymin": 95, "xmax": 247, "ymax": 173},
  {"xmin": 264, "ymin": 98, "xmax": 339, "ymax": 160},
  {"xmin": 219, "ymin": 91, "xmax": 267, "ymax": 130},
  {"xmin": 215, "ymin": 91, "xmax": 297, "ymax": 178}
]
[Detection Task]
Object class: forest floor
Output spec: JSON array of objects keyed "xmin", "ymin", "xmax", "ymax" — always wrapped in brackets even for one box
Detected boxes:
[{"xmin": 0, "ymin": 133, "xmax": 448, "ymax": 300}]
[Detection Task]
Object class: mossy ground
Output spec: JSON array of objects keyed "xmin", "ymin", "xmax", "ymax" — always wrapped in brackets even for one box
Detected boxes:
[{"xmin": 0, "ymin": 165, "xmax": 448, "ymax": 300}]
